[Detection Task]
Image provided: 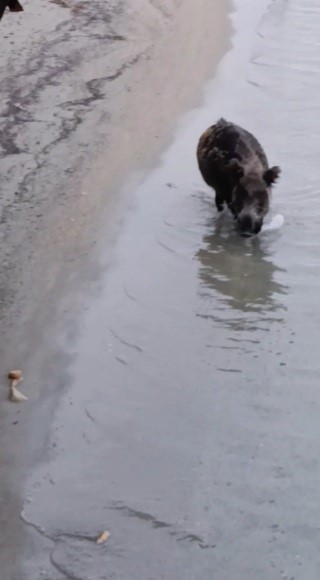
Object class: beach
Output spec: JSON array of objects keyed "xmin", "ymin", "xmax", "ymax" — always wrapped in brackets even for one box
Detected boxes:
[
  {"xmin": 2, "ymin": 0, "xmax": 320, "ymax": 578},
  {"xmin": 0, "ymin": 0, "xmax": 229, "ymax": 339},
  {"xmin": 0, "ymin": 1, "xmax": 231, "ymax": 578}
]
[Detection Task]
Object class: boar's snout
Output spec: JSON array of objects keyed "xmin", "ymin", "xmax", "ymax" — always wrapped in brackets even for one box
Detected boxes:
[{"xmin": 238, "ymin": 214, "xmax": 262, "ymax": 237}]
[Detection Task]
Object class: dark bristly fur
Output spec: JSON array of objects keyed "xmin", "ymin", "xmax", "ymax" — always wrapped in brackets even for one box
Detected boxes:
[{"xmin": 197, "ymin": 118, "xmax": 281, "ymax": 236}]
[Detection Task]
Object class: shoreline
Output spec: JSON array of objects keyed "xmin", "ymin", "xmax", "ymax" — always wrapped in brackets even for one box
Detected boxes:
[
  {"xmin": 0, "ymin": 0, "xmax": 231, "ymax": 341},
  {"xmin": 0, "ymin": 1, "xmax": 232, "ymax": 577},
  {"xmin": 0, "ymin": 0, "xmax": 232, "ymax": 363}
]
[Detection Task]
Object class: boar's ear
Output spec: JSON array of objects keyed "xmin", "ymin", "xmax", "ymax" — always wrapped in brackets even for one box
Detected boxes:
[
  {"xmin": 229, "ymin": 158, "xmax": 244, "ymax": 179},
  {"xmin": 263, "ymin": 166, "xmax": 281, "ymax": 186}
]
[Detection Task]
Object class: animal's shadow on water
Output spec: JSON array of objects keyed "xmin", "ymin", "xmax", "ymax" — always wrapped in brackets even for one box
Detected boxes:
[{"xmin": 194, "ymin": 210, "xmax": 288, "ymax": 333}]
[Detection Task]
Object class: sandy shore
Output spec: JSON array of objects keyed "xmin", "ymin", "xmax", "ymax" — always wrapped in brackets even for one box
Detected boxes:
[
  {"xmin": 2, "ymin": 1, "xmax": 320, "ymax": 578},
  {"xmin": 0, "ymin": 1, "xmax": 231, "ymax": 577},
  {"xmin": 0, "ymin": 0, "xmax": 230, "ymax": 344}
]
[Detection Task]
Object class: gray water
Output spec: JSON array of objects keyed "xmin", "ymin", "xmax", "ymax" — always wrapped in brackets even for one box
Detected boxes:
[{"xmin": 21, "ymin": 1, "xmax": 320, "ymax": 578}]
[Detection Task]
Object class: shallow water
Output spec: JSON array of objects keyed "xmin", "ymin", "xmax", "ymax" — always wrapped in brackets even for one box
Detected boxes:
[{"xmin": 22, "ymin": 1, "xmax": 320, "ymax": 578}]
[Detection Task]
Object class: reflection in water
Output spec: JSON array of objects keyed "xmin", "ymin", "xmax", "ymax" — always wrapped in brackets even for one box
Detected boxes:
[{"xmin": 195, "ymin": 214, "xmax": 287, "ymax": 333}]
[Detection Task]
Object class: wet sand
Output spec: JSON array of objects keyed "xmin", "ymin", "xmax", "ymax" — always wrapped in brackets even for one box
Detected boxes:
[
  {"xmin": 0, "ymin": 0, "xmax": 229, "ymax": 337},
  {"xmin": 0, "ymin": 0, "xmax": 231, "ymax": 578}
]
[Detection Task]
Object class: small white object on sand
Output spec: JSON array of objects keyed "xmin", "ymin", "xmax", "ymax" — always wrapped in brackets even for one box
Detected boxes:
[
  {"xmin": 8, "ymin": 370, "xmax": 28, "ymax": 402},
  {"xmin": 96, "ymin": 531, "xmax": 110, "ymax": 544},
  {"xmin": 9, "ymin": 385, "xmax": 28, "ymax": 402}
]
